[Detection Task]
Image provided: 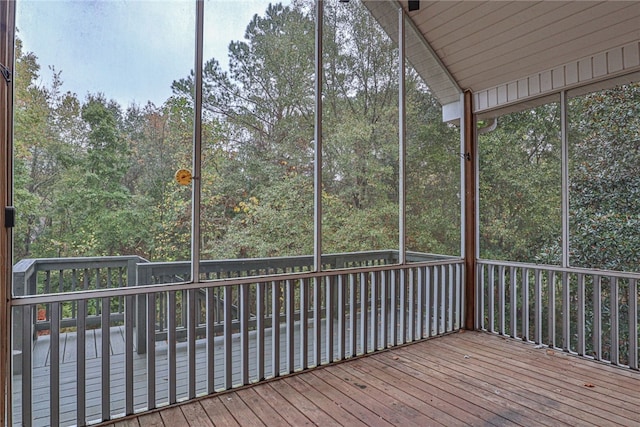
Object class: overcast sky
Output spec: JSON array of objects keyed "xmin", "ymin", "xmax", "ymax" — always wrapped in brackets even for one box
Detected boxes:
[{"xmin": 16, "ymin": 0, "xmax": 285, "ymax": 108}]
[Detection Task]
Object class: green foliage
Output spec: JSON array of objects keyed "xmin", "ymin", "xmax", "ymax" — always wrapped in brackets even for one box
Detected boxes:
[
  {"xmin": 479, "ymin": 103, "xmax": 562, "ymax": 262},
  {"xmin": 14, "ymin": 0, "xmax": 461, "ymax": 264},
  {"xmin": 568, "ymin": 84, "xmax": 640, "ymax": 272}
]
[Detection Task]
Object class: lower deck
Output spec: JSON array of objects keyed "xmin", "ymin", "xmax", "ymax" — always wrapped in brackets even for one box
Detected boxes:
[{"xmin": 101, "ymin": 331, "xmax": 640, "ymax": 427}]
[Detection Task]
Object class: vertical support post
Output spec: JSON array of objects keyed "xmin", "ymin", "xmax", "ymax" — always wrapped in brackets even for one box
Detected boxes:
[
  {"xmin": 191, "ymin": 0, "xmax": 204, "ymax": 282},
  {"xmin": 313, "ymin": 0, "xmax": 323, "ymax": 272},
  {"xmin": 398, "ymin": 7, "xmax": 406, "ymax": 265},
  {"xmin": 463, "ymin": 90, "xmax": 477, "ymax": 330},
  {"xmin": 0, "ymin": 2, "xmax": 16, "ymax": 425},
  {"xmin": 560, "ymin": 90, "xmax": 569, "ymax": 268}
]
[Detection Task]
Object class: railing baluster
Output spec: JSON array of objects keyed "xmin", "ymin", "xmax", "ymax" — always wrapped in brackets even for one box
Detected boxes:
[
  {"xmin": 425, "ymin": 266, "xmax": 432, "ymax": 337},
  {"xmin": 101, "ymin": 297, "xmax": 111, "ymax": 420},
  {"xmin": 188, "ymin": 288, "xmax": 197, "ymax": 398},
  {"xmin": 147, "ymin": 293, "xmax": 157, "ymax": 409},
  {"xmin": 433, "ymin": 266, "xmax": 440, "ymax": 335},
  {"xmin": 448, "ymin": 264, "xmax": 454, "ymax": 333},
  {"xmin": 498, "ymin": 266, "xmax": 505, "ymax": 335},
  {"xmin": 168, "ymin": 291, "xmax": 177, "ymax": 403},
  {"xmin": 360, "ymin": 272, "xmax": 369, "ymax": 353},
  {"xmin": 125, "ymin": 294, "xmax": 135, "ymax": 414},
  {"xmin": 455, "ymin": 264, "xmax": 462, "ymax": 331},
  {"xmin": 629, "ymin": 278, "xmax": 638, "ymax": 370},
  {"xmin": 119, "ymin": 267, "xmax": 125, "ymax": 313},
  {"xmin": 417, "ymin": 267, "xmax": 424, "ymax": 339},
  {"xmin": 477, "ymin": 263, "xmax": 484, "ymax": 331},
  {"xmin": 371, "ymin": 271, "xmax": 379, "ymax": 350},
  {"xmin": 522, "ymin": 268, "xmax": 529, "ymax": 341},
  {"xmin": 256, "ymin": 282, "xmax": 265, "ymax": 380},
  {"xmin": 335, "ymin": 275, "xmax": 344, "ymax": 360},
  {"xmin": 326, "ymin": 276, "xmax": 334, "ymax": 363},
  {"xmin": 408, "ymin": 268, "xmax": 415, "ymax": 341},
  {"xmin": 72, "ymin": 269, "xmax": 78, "ymax": 319},
  {"xmin": 509, "ymin": 266, "xmax": 516, "ymax": 338},
  {"xmin": 577, "ymin": 273, "xmax": 585, "ymax": 356},
  {"xmin": 380, "ymin": 271, "xmax": 388, "ymax": 347},
  {"xmin": 50, "ymin": 302, "xmax": 60, "ymax": 426},
  {"xmin": 272, "ymin": 281, "xmax": 281, "ymax": 376},
  {"xmin": 21, "ymin": 304, "xmax": 32, "ymax": 427},
  {"xmin": 548, "ymin": 270, "xmax": 556, "ymax": 347},
  {"xmin": 300, "ymin": 278, "xmax": 308, "ymax": 370},
  {"xmin": 45, "ymin": 271, "xmax": 51, "ymax": 322},
  {"xmin": 181, "ymin": 289, "xmax": 188, "ymax": 333},
  {"xmin": 349, "ymin": 273, "xmax": 356, "ymax": 356},
  {"xmin": 593, "ymin": 275, "xmax": 602, "ymax": 360},
  {"xmin": 313, "ymin": 277, "xmax": 321, "ymax": 366},
  {"xmin": 534, "ymin": 269, "xmax": 542, "ymax": 344},
  {"xmin": 107, "ymin": 267, "xmax": 112, "ymax": 290},
  {"xmin": 390, "ymin": 270, "xmax": 397, "ymax": 346},
  {"xmin": 487, "ymin": 265, "xmax": 494, "ymax": 333},
  {"xmin": 224, "ymin": 285, "xmax": 233, "ymax": 387},
  {"xmin": 286, "ymin": 279, "xmax": 295, "ymax": 373},
  {"xmin": 240, "ymin": 283, "xmax": 250, "ymax": 383},
  {"xmin": 610, "ymin": 276, "xmax": 619, "ymax": 365},
  {"xmin": 440, "ymin": 265, "xmax": 446, "ymax": 334},
  {"xmin": 562, "ymin": 272, "xmax": 570, "ymax": 352},
  {"xmin": 77, "ymin": 299, "xmax": 86, "ymax": 425}
]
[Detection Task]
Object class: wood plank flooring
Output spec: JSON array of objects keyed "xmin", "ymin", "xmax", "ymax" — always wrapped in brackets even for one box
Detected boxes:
[{"xmin": 99, "ymin": 331, "xmax": 640, "ymax": 427}]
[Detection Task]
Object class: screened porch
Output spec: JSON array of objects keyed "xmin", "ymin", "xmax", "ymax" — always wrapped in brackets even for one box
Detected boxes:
[{"xmin": 1, "ymin": 1, "xmax": 640, "ymax": 426}]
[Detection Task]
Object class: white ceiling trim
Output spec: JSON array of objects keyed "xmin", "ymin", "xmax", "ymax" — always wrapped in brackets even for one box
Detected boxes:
[{"xmin": 474, "ymin": 41, "xmax": 640, "ymax": 115}]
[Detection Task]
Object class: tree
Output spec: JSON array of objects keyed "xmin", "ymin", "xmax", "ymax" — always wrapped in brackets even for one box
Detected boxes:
[
  {"xmin": 13, "ymin": 39, "xmax": 79, "ymax": 259},
  {"xmin": 567, "ymin": 83, "xmax": 640, "ymax": 272},
  {"xmin": 479, "ymin": 103, "xmax": 562, "ymax": 263}
]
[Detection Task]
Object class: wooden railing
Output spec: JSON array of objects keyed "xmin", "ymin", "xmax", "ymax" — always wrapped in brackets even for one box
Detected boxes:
[
  {"xmin": 11, "ymin": 256, "xmax": 146, "ymax": 371},
  {"xmin": 12, "ymin": 251, "xmax": 447, "ymax": 351},
  {"xmin": 477, "ymin": 260, "xmax": 639, "ymax": 370},
  {"xmin": 11, "ymin": 251, "xmax": 462, "ymax": 426}
]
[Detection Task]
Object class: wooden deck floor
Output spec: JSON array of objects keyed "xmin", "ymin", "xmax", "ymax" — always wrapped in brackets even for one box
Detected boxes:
[{"xmin": 97, "ymin": 331, "xmax": 640, "ymax": 427}]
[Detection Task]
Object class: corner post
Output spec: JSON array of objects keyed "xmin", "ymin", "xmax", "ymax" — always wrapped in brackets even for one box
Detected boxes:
[
  {"xmin": 463, "ymin": 90, "xmax": 477, "ymax": 330},
  {"xmin": 0, "ymin": 1, "xmax": 15, "ymax": 424}
]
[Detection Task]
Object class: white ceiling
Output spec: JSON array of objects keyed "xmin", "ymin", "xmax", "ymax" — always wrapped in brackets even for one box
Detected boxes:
[{"xmin": 365, "ymin": 1, "xmax": 640, "ymax": 114}]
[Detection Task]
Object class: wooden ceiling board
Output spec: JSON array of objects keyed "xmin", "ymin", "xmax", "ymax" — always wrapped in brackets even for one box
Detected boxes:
[
  {"xmin": 454, "ymin": 3, "xmax": 640, "ymax": 90},
  {"xmin": 416, "ymin": 1, "xmax": 489, "ymax": 36},
  {"xmin": 424, "ymin": 2, "xmax": 526, "ymax": 47},
  {"xmin": 412, "ymin": 0, "xmax": 460, "ymax": 24},
  {"xmin": 425, "ymin": 2, "xmax": 565, "ymax": 62},
  {"xmin": 466, "ymin": 18, "xmax": 640, "ymax": 92},
  {"xmin": 436, "ymin": 2, "xmax": 596, "ymax": 71}
]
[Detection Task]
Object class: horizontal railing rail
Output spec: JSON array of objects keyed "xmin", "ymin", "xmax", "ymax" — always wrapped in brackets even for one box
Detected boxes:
[
  {"xmin": 477, "ymin": 259, "xmax": 639, "ymax": 371},
  {"xmin": 11, "ymin": 255, "xmax": 464, "ymax": 426}
]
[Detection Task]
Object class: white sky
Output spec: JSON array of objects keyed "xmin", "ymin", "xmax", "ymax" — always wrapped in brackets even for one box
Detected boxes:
[{"xmin": 16, "ymin": 0, "xmax": 286, "ymax": 108}]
